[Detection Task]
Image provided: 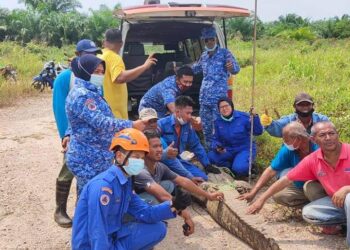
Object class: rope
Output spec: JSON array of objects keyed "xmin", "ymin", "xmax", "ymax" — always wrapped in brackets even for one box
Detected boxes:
[{"xmin": 248, "ymin": 0, "xmax": 258, "ymax": 184}]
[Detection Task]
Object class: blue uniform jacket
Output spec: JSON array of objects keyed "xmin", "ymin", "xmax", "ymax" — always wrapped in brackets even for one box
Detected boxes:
[
  {"xmin": 138, "ymin": 75, "xmax": 182, "ymax": 118},
  {"xmin": 192, "ymin": 47, "xmax": 240, "ymax": 104},
  {"xmin": 65, "ymin": 78, "xmax": 132, "ymax": 177},
  {"xmin": 52, "ymin": 69, "xmax": 72, "ymax": 139},
  {"xmin": 211, "ymin": 111, "xmax": 263, "ymax": 152},
  {"xmin": 265, "ymin": 112, "xmax": 329, "ymax": 137},
  {"xmin": 158, "ymin": 115, "xmax": 210, "ymax": 167},
  {"xmin": 72, "ymin": 165, "xmax": 176, "ymax": 250}
]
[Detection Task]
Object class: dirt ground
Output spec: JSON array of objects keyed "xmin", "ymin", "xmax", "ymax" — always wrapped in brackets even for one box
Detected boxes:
[{"xmin": 0, "ymin": 93, "xmax": 250, "ymax": 249}]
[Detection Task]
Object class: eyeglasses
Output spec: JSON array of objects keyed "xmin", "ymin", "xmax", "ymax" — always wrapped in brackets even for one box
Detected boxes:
[{"xmin": 204, "ymin": 38, "xmax": 215, "ymax": 43}]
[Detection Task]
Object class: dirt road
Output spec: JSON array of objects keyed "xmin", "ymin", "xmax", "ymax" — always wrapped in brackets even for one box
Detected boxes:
[{"xmin": 0, "ymin": 94, "xmax": 250, "ymax": 249}]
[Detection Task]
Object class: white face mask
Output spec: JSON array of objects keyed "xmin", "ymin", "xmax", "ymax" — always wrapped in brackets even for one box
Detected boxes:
[
  {"xmin": 284, "ymin": 142, "xmax": 296, "ymax": 151},
  {"xmin": 177, "ymin": 117, "xmax": 187, "ymax": 125},
  {"xmin": 205, "ymin": 43, "xmax": 217, "ymax": 52},
  {"xmin": 90, "ymin": 74, "xmax": 104, "ymax": 88}
]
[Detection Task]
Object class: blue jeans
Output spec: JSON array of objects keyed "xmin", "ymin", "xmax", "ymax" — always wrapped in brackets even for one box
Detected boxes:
[
  {"xmin": 138, "ymin": 180, "xmax": 175, "ymax": 205},
  {"xmin": 302, "ymin": 194, "xmax": 350, "ymax": 246}
]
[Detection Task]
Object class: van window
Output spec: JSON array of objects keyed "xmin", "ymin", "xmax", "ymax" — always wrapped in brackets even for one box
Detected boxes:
[{"xmin": 184, "ymin": 38, "xmax": 202, "ymax": 62}]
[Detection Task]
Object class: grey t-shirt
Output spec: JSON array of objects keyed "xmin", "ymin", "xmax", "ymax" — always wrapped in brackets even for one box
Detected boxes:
[{"xmin": 134, "ymin": 162, "xmax": 177, "ymax": 193}]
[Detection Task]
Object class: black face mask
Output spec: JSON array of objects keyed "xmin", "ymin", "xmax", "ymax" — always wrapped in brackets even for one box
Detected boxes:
[{"xmin": 296, "ymin": 108, "xmax": 314, "ymax": 118}]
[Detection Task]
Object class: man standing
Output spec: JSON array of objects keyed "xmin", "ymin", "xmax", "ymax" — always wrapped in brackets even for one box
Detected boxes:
[
  {"xmin": 99, "ymin": 28, "xmax": 156, "ymax": 119},
  {"xmin": 52, "ymin": 39, "xmax": 101, "ymax": 228},
  {"xmin": 192, "ymin": 26, "xmax": 240, "ymax": 146},
  {"xmin": 247, "ymin": 122, "xmax": 350, "ymax": 245},
  {"xmin": 158, "ymin": 96, "xmax": 221, "ymax": 181},
  {"xmin": 260, "ymin": 92, "xmax": 329, "ymax": 137},
  {"xmin": 72, "ymin": 128, "xmax": 191, "ymax": 249},
  {"xmin": 138, "ymin": 66, "xmax": 194, "ymax": 118}
]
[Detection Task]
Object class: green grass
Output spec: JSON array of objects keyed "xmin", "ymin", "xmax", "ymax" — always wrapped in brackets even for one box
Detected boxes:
[
  {"xmin": 1, "ymin": 39, "xmax": 349, "ymax": 165},
  {"xmin": 229, "ymin": 38, "xmax": 350, "ymax": 166},
  {"xmin": 0, "ymin": 41, "xmax": 74, "ymax": 107}
]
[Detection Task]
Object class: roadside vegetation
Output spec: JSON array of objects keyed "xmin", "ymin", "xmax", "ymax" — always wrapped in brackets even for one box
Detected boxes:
[
  {"xmin": 231, "ymin": 38, "xmax": 350, "ymax": 166},
  {"xmin": 0, "ymin": 0, "xmax": 349, "ymax": 165}
]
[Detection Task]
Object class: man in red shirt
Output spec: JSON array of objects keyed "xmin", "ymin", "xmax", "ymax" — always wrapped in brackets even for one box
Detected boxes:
[{"xmin": 246, "ymin": 121, "xmax": 350, "ymax": 246}]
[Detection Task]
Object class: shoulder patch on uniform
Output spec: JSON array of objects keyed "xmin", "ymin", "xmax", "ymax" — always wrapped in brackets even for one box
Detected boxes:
[
  {"xmin": 100, "ymin": 194, "xmax": 110, "ymax": 206},
  {"xmin": 101, "ymin": 187, "xmax": 113, "ymax": 194},
  {"xmin": 85, "ymin": 98, "xmax": 97, "ymax": 111}
]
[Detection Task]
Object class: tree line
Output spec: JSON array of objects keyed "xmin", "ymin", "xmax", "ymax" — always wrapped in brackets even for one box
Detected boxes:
[
  {"xmin": 0, "ymin": 0, "xmax": 120, "ymax": 47},
  {"xmin": 0, "ymin": 0, "xmax": 349, "ymax": 47}
]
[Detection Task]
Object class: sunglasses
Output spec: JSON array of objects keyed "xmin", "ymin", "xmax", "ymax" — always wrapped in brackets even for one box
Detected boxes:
[{"xmin": 204, "ymin": 38, "xmax": 215, "ymax": 43}]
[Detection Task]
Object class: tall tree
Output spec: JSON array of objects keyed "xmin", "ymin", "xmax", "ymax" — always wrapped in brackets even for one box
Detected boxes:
[{"xmin": 18, "ymin": 0, "xmax": 82, "ymax": 13}]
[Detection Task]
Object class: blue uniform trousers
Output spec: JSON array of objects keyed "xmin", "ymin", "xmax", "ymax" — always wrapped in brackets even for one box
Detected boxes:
[
  {"xmin": 162, "ymin": 158, "xmax": 208, "ymax": 181},
  {"xmin": 199, "ymin": 103, "xmax": 218, "ymax": 147},
  {"xmin": 208, "ymin": 148, "xmax": 256, "ymax": 176},
  {"xmin": 116, "ymin": 221, "xmax": 167, "ymax": 250}
]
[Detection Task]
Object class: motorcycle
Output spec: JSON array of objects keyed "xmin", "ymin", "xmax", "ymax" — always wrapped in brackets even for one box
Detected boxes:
[
  {"xmin": 0, "ymin": 64, "xmax": 17, "ymax": 83},
  {"xmin": 32, "ymin": 61, "xmax": 67, "ymax": 92}
]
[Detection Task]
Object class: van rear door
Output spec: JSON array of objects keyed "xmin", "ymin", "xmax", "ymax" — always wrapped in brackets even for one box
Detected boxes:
[{"xmin": 116, "ymin": 4, "xmax": 250, "ymax": 22}]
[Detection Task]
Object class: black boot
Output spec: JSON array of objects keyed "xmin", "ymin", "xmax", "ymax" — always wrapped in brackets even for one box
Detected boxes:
[{"xmin": 54, "ymin": 179, "xmax": 73, "ymax": 228}]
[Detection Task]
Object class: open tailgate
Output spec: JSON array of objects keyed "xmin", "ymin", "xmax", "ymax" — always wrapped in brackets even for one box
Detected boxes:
[{"xmin": 116, "ymin": 4, "xmax": 250, "ymax": 22}]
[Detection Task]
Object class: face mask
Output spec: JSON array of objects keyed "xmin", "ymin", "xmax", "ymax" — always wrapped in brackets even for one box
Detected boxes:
[
  {"xmin": 122, "ymin": 158, "xmax": 145, "ymax": 176},
  {"xmin": 205, "ymin": 43, "xmax": 217, "ymax": 52},
  {"xmin": 178, "ymin": 84, "xmax": 189, "ymax": 91},
  {"xmin": 90, "ymin": 74, "xmax": 104, "ymax": 88},
  {"xmin": 284, "ymin": 142, "xmax": 297, "ymax": 151},
  {"xmin": 221, "ymin": 115, "xmax": 233, "ymax": 122},
  {"xmin": 296, "ymin": 108, "xmax": 314, "ymax": 118},
  {"xmin": 177, "ymin": 117, "xmax": 187, "ymax": 125}
]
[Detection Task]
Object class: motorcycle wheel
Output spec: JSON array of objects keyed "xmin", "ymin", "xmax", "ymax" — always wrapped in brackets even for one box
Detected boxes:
[{"xmin": 32, "ymin": 81, "xmax": 44, "ymax": 92}]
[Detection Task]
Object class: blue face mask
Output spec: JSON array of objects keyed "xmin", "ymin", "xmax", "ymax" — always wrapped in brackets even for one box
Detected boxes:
[
  {"xmin": 123, "ymin": 158, "xmax": 145, "ymax": 176},
  {"xmin": 205, "ymin": 43, "xmax": 217, "ymax": 52},
  {"xmin": 90, "ymin": 74, "xmax": 104, "ymax": 88},
  {"xmin": 220, "ymin": 115, "xmax": 233, "ymax": 122}
]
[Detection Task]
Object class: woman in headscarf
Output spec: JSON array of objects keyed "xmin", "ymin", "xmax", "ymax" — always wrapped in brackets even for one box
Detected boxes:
[
  {"xmin": 207, "ymin": 97, "xmax": 263, "ymax": 178},
  {"xmin": 65, "ymin": 54, "xmax": 144, "ymax": 195}
]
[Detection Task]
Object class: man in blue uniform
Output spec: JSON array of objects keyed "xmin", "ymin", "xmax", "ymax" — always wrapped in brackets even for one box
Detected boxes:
[
  {"xmin": 52, "ymin": 39, "xmax": 101, "ymax": 227},
  {"xmin": 260, "ymin": 92, "xmax": 329, "ymax": 137},
  {"xmin": 138, "ymin": 66, "xmax": 194, "ymax": 118},
  {"xmin": 72, "ymin": 128, "xmax": 192, "ymax": 250},
  {"xmin": 192, "ymin": 26, "xmax": 240, "ymax": 146},
  {"xmin": 65, "ymin": 55, "xmax": 145, "ymax": 196},
  {"xmin": 158, "ymin": 96, "xmax": 221, "ymax": 182},
  {"xmin": 208, "ymin": 97, "xmax": 263, "ymax": 177}
]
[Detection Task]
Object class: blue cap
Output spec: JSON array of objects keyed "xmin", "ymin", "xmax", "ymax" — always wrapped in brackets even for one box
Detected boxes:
[
  {"xmin": 201, "ymin": 27, "xmax": 217, "ymax": 39},
  {"xmin": 76, "ymin": 39, "xmax": 101, "ymax": 53}
]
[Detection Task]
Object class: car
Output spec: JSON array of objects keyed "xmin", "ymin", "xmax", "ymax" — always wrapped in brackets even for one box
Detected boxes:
[{"xmin": 116, "ymin": 2, "xmax": 250, "ymax": 117}]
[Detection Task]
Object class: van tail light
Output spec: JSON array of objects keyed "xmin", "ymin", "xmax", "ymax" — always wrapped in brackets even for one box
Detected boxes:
[{"xmin": 227, "ymin": 74, "xmax": 234, "ymax": 99}]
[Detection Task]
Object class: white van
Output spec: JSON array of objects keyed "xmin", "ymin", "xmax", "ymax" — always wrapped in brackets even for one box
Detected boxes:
[{"xmin": 116, "ymin": 2, "xmax": 250, "ymax": 116}]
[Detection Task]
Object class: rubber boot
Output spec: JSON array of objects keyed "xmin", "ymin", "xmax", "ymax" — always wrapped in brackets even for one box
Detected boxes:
[{"xmin": 54, "ymin": 179, "xmax": 73, "ymax": 228}]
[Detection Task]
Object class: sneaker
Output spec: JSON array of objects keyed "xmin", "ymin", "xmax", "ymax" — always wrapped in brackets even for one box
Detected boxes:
[
  {"xmin": 321, "ymin": 225, "xmax": 342, "ymax": 235},
  {"xmin": 206, "ymin": 164, "xmax": 221, "ymax": 174}
]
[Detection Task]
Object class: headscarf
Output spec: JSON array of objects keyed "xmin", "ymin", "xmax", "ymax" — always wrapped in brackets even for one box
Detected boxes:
[
  {"xmin": 71, "ymin": 54, "xmax": 105, "ymax": 81},
  {"xmin": 218, "ymin": 97, "xmax": 234, "ymax": 119}
]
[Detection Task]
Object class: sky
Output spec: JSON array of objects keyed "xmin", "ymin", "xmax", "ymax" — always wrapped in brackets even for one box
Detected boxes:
[{"xmin": 0, "ymin": 0, "xmax": 349, "ymax": 22}]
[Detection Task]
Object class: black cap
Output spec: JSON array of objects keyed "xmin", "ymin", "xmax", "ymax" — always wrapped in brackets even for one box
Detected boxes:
[{"xmin": 294, "ymin": 92, "xmax": 314, "ymax": 105}]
